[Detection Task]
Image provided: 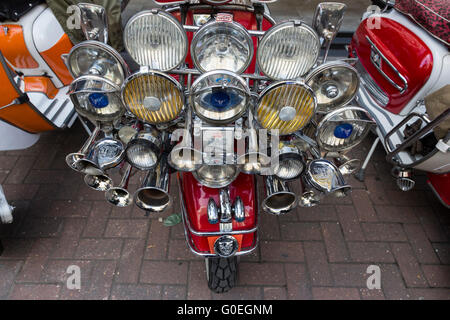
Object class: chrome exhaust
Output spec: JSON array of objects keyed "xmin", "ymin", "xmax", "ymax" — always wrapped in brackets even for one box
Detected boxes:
[
  {"xmin": 299, "ymin": 176, "xmax": 322, "ymax": 208},
  {"xmin": 105, "ymin": 163, "xmax": 133, "ymax": 207},
  {"xmin": 262, "ymin": 176, "xmax": 298, "ymax": 215},
  {"xmin": 66, "ymin": 126, "xmax": 101, "ymax": 172},
  {"xmin": 134, "ymin": 154, "xmax": 171, "ymax": 212}
]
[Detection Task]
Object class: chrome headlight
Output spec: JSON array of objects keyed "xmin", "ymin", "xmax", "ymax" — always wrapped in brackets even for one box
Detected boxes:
[
  {"xmin": 257, "ymin": 21, "xmax": 320, "ymax": 80},
  {"xmin": 256, "ymin": 81, "xmax": 316, "ymax": 135},
  {"xmin": 68, "ymin": 41, "xmax": 128, "ymax": 86},
  {"xmin": 126, "ymin": 130, "xmax": 161, "ymax": 170},
  {"xmin": 190, "ymin": 70, "xmax": 250, "ymax": 124},
  {"xmin": 124, "ymin": 10, "xmax": 188, "ymax": 71},
  {"xmin": 274, "ymin": 143, "xmax": 305, "ymax": 180},
  {"xmin": 191, "ymin": 20, "xmax": 253, "ymax": 73},
  {"xmin": 69, "ymin": 75, "xmax": 125, "ymax": 125},
  {"xmin": 316, "ymin": 106, "xmax": 374, "ymax": 152},
  {"xmin": 122, "ymin": 70, "xmax": 184, "ymax": 124},
  {"xmin": 193, "ymin": 165, "xmax": 239, "ymax": 188},
  {"xmin": 306, "ymin": 60, "xmax": 359, "ymax": 113}
]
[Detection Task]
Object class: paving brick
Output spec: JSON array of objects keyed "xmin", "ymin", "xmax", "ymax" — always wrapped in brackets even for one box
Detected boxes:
[
  {"xmin": 330, "ymin": 263, "xmax": 368, "ymax": 287},
  {"xmin": 260, "ymin": 240, "xmax": 304, "ymax": 262},
  {"xmin": 81, "ymin": 260, "xmax": 116, "ymax": 300},
  {"xmin": 41, "ymin": 260, "xmax": 93, "ymax": 285},
  {"xmin": 259, "ymin": 212, "xmax": 281, "ymax": 240},
  {"xmin": 74, "ymin": 239, "xmax": 123, "ymax": 260},
  {"xmin": 111, "ymin": 284, "xmax": 162, "ymax": 300},
  {"xmin": 187, "ymin": 261, "xmax": 211, "ymax": 300},
  {"xmin": 82, "ymin": 201, "xmax": 111, "ymax": 237},
  {"xmin": 104, "ymin": 219, "xmax": 149, "ymax": 238},
  {"xmin": 239, "ymin": 262, "xmax": 285, "ymax": 286},
  {"xmin": 145, "ymin": 221, "xmax": 170, "ymax": 260},
  {"xmin": 48, "ymin": 200, "xmax": 92, "ymax": 218},
  {"xmin": 422, "ymin": 265, "xmax": 450, "ymax": 288},
  {"xmin": 9, "ymin": 284, "xmax": 61, "ymax": 300},
  {"xmin": 336, "ymin": 205, "xmax": 365, "ymax": 241},
  {"xmin": 162, "ymin": 285, "xmax": 187, "ymax": 300},
  {"xmin": 280, "ymin": 222, "xmax": 322, "ymax": 241},
  {"xmin": 407, "ymin": 288, "xmax": 450, "ymax": 300},
  {"xmin": 5, "ymin": 156, "xmax": 36, "ymax": 184},
  {"xmin": 312, "ymin": 287, "xmax": 360, "ymax": 300},
  {"xmin": 359, "ymin": 288, "xmax": 385, "ymax": 300},
  {"xmin": 297, "ymin": 205, "xmax": 338, "ymax": 222},
  {"xmin": 167, "ymin": 239, "xmax": 194, "ymax": 261},
  {"xmin": 0, "ymin": 239, "xmax": 33, "ymax": 259},
  {"xmin": 432, "ymin": 243, "xmax": 450, "ymax": 264},
  {"xmin": 321, "ymin": 222, "xmax": 350, "ymax": 262},
  {"xmin": 375, "ymin": 206, "xmax": 419, "ymax": 223},
  {"xmin": 211, "ymin": 286, "xmax": 263, "ymax": 300},
  {"xmin": 364, "ymin": 176, "xmax": 391, "ymax": 205},
  {"xmin": 362, "ymin": 223, "xmax": 408, "ymax": 242},
  {"xmin": 347, "ymin": 242, "xmax": 395, "ymax": 263},
  {"xmin": 379, "ymin": 264, "xmax": 412, "ymax": 300},
  {"xmin": 404, "ymin": 224, "xmax": 440, "ymax": 264},
  {"xmin": 2, "ymin": 184, "xmax": 39, "ymax": 201},
  {"xmin": 351, "ymin": 190, "xmax": 378, "ymax": 222},
  {"xmin": 0, "ymin": 260, "xmax": 22, "ymax": 299},
  {"xmin": 140, "ymin": 261, "xmax": 188, "ymax": 284},
  {"xmin": 115, "ymin": 239, "xmax": 146, "ymax": 283},
  {"xmin": 415, "ymin": 207, "xmax": 448, "ymax": 242},
  {"xmin": 303, "ymin": 242, "xmax": 333, "ymax": 286},
  {"xmin": 0, "ymin": 155, "xmax": 19, "ymax": 170},
  {"xmin": 51, "ymin": 218, "xmax": 86, "ymax": 259},
  {"xmin": 18, "ymin": 218, "xmax": 63, "ymax": 237},
  {"xmin": 25, "ymin": 170, "xmax": 66, "ymax": 184},
  {"xmin": 16, "ymin": 238, "xmax": 56, "ymax": 282},
  {"xmin": 263, "ymin": 287, "xmax": 287, "ymax": 300},
  {"xmin": 285, "ymin": 263, "xmax": 312, "ymax": 299},
  {"xmin": 386, "ymin": 191, "xmax": 429, "ymax": 207}
]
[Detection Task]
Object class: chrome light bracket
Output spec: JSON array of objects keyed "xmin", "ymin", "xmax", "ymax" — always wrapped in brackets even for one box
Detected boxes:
[{"xmin": 206, "ymin": 188, "xmax": 245, "ymax": 226}]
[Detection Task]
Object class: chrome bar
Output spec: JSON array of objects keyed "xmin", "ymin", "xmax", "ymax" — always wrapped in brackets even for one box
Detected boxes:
[
  {"xmin": 386, "ymin": 108, "xmax": 450, "ymax": 165},
  {"xmin": 170, "ymin": 67, "xmax": 270, "ymax": 81}
]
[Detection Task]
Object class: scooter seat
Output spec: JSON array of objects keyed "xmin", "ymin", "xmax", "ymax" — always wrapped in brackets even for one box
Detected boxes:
[{"xmin": 395, "ymin": 0, "xmax": 450, "ymax": 46}]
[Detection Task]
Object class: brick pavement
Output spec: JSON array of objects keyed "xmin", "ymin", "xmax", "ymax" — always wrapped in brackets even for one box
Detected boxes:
[{"xmin": 0, "ymin": 121, "xmax": 449, "ymax": 300}]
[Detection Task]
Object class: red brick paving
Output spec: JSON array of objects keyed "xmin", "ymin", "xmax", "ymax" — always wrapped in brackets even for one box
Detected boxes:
[{"xmin": 0, "ymin": 123, "xmax": 449, "ymax": 300}]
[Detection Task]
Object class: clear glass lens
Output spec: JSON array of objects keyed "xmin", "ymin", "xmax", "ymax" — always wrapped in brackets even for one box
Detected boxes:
[
  {"xmin": 68, "ymin": 44, "xmax": 125, "ymax": 85},
  {"xmin": 69, "ymin": 77, "xmax": 124, "ymax": 123},
  {"xmin": 191, "ymin": 71, "xmax": 249, "ymax": 123},
  {"xmin": 306, "ymin": 62, "xmax": 359, "ymax": 113},
  {"xmin": 258, "ymin": 22, "xmax": 320, "ymax": 80},
  {"xmin": 194, "ymin": 165, "xmax": 238, "ymax": 188},
  {"xmin": 274, "ymin": 158, "xmax": 304, "ymax": 180},
  {"xmin": 126, "ymin": 143, "xmax": 158, "ymax": 170},
  {"xmin": 192, "ymin": 21, "xmax": 253, "ymax": 73},
  {"xmin": 124, "ymin": 11, "xmax": 188, "ymax": 71},
  {"xmin": 317, "ymin": 107, "xmax": 373, "ymax": 152},
  {"xmin": 257, "ymin": 82, "xmax": 316, "ymax": 135},
  {"xmin": 122, "ymin": 72, "xmax": 184, "ymax": 124}
]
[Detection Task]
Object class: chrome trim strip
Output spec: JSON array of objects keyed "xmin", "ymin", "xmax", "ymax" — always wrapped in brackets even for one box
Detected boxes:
[{"xmin": 355, "ymin": 59, "xmax": 389, "ymax": 107}]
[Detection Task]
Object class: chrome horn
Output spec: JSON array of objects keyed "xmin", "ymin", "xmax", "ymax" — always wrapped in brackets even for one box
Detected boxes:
[
  {"xmin": 134, "ymin": 154, "xmax": 171, "ymax": 213},
  {"xmin": 77, "ymin": 3, "xmax": 108, "ymax": 43},
  {"xmin": 66, "ymin": 126, "xmax": 101, "ymax": 172},
  {"xmin": 262, "ymin": 176, "xmax": 298, "ymax": 215},
  {"xmin": 105, "ymin": 163, "xmax": 133, "ymax": 207},
  {"xmin": 84, "ymin": 172, "xmax": 113, "ymax": 191},
  {"xmin": 312, "ymin": 2, "xmax": 347, "ymax": 63},
  {"xmin": 305, "ymin": 159, "xmax": 352, "ymax": 198}
]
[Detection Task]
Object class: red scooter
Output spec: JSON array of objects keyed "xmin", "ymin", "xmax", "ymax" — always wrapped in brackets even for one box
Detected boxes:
[{"xmin": 350, "ymin": 0, "xmax": 449, "ymax": 208}]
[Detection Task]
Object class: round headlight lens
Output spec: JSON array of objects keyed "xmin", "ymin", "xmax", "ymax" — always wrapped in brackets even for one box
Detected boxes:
[
  {"xmin": 122, "ymin": 71, "xmax": 184, "ymax": 124},
  {"xmin": 126, "ymin": 131, "xmax": 161, "ymax": 170},
  {"xmin": 317, "ymin": 106, "xmax": 374, "ymax": 152},
  {"xmin": 256, "ymin": 81, "xmax": 316, "ymax": 135},
  {"xmin": 124, "ymin": 10, "xmax": 188, "ymax": 71},
  {"xmin": 273, "ymin": 143, "xmax": 305, "ymax": 180},
  {"xmin": 191, "ymin": 20, "xmax": 253, "ymax": 74},
  {"xmin": 69, "ymin": 75, "xmax": 124, "ymax": 124},
  {"xmin": 190, "ymin": 70, "xmax": 250, "ymax": 124},
  {"xmin": 193, "ymin": 165, "xmax": 239, "ymax": 188},
  {"xmin": 68, "ymin": 41, "xmax": 128, "ymax": 86},
  {"xmin": 257, "ymin": 21, "xmax": 320, "ymax": 80},
  {"xmin": 306, "ymin": 61, "xmax": 359, "ymax": 113}
]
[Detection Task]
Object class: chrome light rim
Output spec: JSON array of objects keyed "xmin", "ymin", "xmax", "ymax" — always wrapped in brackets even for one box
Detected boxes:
[
  {"xmin": 255, "ymin": 80, "xmax": 317, "ymax": 135},
  {"xmin": 125, "ymin": 131, "xmax": 162, "ymax": 171},
  {"xmin": 192, "ymin": 165, "xmax": 240, "ymax": 189},
  {"xmin": 123, "ymin": 10, "xmax": 188, "ymax": 71},
  {"xmin": 305, "ymin": 60, "xmax": 360, "ymax": 113},
  {"xmin": 191, "ymin": 20, "xmax": 254, "ymax": 74},
  {"xmin": 121, "ymin": 69, "xmax": 185, "ymax": 124},
  {"xmin": 257, "ymin": 20, "xmax": 320, "ymax": 80},
  {"xmin": 190, "ymin": 69, "xmax": 251, "ymax": 124},
  {"xmin": 67, "ymin": 40, "xmax": 129, "ymax": 85},
  {"xmin": 316, "ymin": 105, "xmax": 374, "ymax": 152}
]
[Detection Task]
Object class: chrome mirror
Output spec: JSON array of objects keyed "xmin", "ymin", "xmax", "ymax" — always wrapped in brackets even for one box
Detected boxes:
[
  {"xmin": 77, "ymin": 3, "xmax": 109, "ymax": 43},
  {"xmin": 312, "ymin": 2, "xmax": 347, "ymax": 62}
]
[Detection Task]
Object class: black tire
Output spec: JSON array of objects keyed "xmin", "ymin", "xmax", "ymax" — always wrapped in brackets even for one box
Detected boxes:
[{"xmin": 207, "ymin": 257, "xmax": 238, "ymax": 293}]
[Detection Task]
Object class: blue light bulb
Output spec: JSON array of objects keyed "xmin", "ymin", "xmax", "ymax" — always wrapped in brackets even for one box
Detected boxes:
[
  {"xmin": 88, "ymin": 93, "xmax": 109, "ymax": 109},
  {"xmin": 334, "ymin": 123, "xmax": 353, "ymax": 139}
]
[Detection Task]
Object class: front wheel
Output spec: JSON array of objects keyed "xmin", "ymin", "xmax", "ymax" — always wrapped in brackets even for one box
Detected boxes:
[{"xmin": 206, "ymin": 257, "xmax": 238, "ymax": 293}]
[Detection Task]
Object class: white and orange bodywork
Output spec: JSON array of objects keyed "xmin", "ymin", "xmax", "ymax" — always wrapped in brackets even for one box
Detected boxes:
[{"xmin": 0, "ymin": 4, "xmax": 76, "ymax": 151}]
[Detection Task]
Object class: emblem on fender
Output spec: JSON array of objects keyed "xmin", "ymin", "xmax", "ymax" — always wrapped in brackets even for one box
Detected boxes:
[{"xmin": 214, "ymin": 235, "xmax": 239, "ymax": 257}]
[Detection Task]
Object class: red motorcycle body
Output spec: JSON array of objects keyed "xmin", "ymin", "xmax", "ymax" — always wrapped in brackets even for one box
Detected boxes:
[{"xmin": 427, "ymin": 172, "xmax": 450, "ymax": 208}]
